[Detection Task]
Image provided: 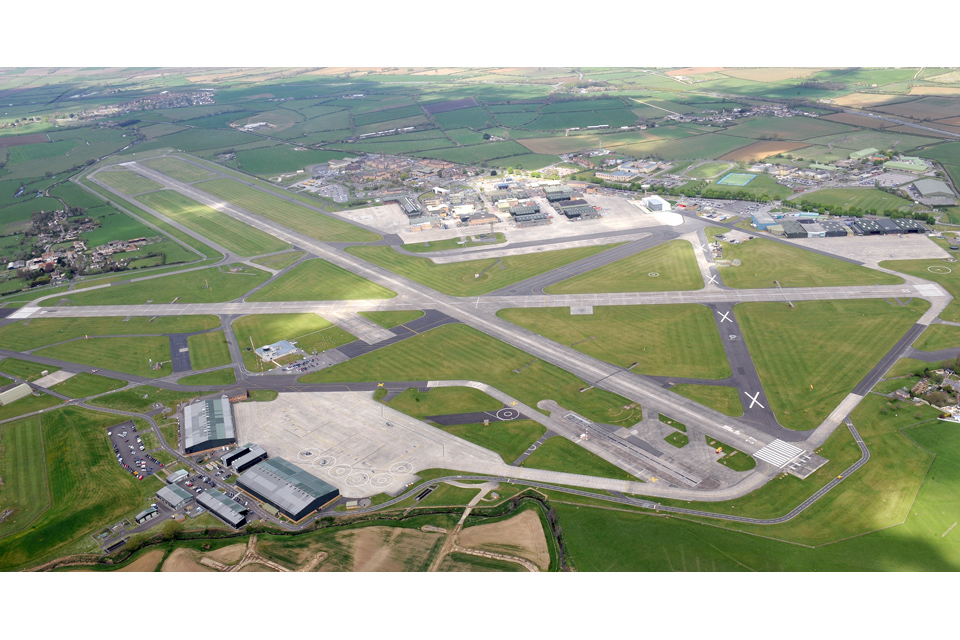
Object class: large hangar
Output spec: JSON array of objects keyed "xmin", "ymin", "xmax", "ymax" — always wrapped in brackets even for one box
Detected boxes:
[
  {"xmin": 182, "ymin": 398, "xmax": 237, "ymax": 454},
  {"xmin": 238, "ymin": 457, "xmax": 340, "ymax": 521}
]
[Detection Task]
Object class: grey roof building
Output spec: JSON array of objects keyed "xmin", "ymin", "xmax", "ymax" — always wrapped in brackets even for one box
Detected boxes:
[
  {"xmin": 135, "ymin": 505, "xmax": 159, "ymax": 525},
  {"xmin": 166, "ymin": 469, "xmax": 189, "ymax": 484},
  {"xmin": 224, "ymin": 444, "xmax": 268, "ymax": 474},
  {"xmin": 509, "ymin": 204, "xmax": 540, "ymax": 216},
  {"xmin": 818, "ymin": 219, "xmax": 849, "ymax": 237},
  {"xmin": 894, "ymin": 218, "xmax": 929, "ymax": 233},
  {"xmin": 156, "ymin": 484, "xmax": 194, "ymax": 510},
  {"xmin": 182, "ymin": 398, "xmax": 236, "ymax": 454},
  {"xmin": 913, "ymin": 179, "xmax": 953, "ymax": 199},
  {"xmin": 780, "ymin": 218, "xmax": 808, "ymax": 239},
  {"xmin": 876, "ymin": 217, "xmax": 901, "ymax": 234},
  {"xmin": 197, "ymin": 489, "xmax": 248, "ymax": 528},
  {"xmin": 237, "ymin": 458, "xmax": 340, "ymax": 522},
  {"xmin": 561, "ymin": 205, "xmax": 599, "ymax": 219}
]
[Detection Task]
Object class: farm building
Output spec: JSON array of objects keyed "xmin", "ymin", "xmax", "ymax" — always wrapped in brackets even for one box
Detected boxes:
[
  {"xmin": 182, "ymin": 398, "xmax": 237, "ymax": 454},
  {"xmin": 779, "ymin": 218, "xmax": 808, "ymax": 239},
  {"xmin": 237, "ymin": 458, "xmax": 340, "ymax": 522},
  {"xmin": 223, "ymin": 443, "xmax": 269, "ymax": 474},
  {"xmin": 640, "ymin": 195, "xmax": 671, "ymax": 211},
  {"xmin": 156, "ymin": 485, "xmax": 194, "ymax": 510},
  {"xmin": 197, "ymin": 489, "xmax": 248, "ymax": 528},
  {"xmin": 850, "ymin": 148, "xmax": 879, "ymax": 160},
  {"xmin": 751, "ymin": 212, "xmax": 776, "ymax": 231},
  {"xmin": 894, "ymin": 218, "xmax": 929, "ymax": 233},
  {"xmin": 166, "ymin": 469, "xmax": 189, "ymax": 484},
  {"xmin": 0, "ymin": 384, "xmax": 33, "ymax": 406},
  {"xmin": 134, "ymin": 505, "xmax": 159, "ymax": 525},
  {"xmin": 885, "ymin": 157, "xmax": 928, "ymax": 173},
  {"xmin": 913, "ymin": 179, "xmax": 953, "ymax": 199},
  {"xmin": 255, "ymin": 339, "xmax": 299, "ymax": 362}
]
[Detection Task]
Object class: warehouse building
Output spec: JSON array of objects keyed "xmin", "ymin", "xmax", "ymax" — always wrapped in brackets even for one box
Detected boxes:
[
  {"xmin": 751, "ymin": 212, "xmax": 776, "ymax": 231},
  {"xmin": 780, "ymin": 218, "xmax": 808, "ymax": 239},
  {"xmin": 850, "ymin": 218, "xmax": 903, "ymax": 235},
  {"xmin": 543, "ymin": 185, "xmax": 577, "ymax": 202},
  {"xmin": 182, "ymin": 398, "xmax": 236, "ymax": 455},
  {"xmin": 166, "ymin": 469, "xmax": 189, "ymax": 484},
  {"xmin": 818, "ymin": 219, "xmax": 849, "ymax": 237},
  {"xmin": 156, "ymin": 484, "xmax": 194, "ymax": 510},
  {"xmin": 237, "ymin": 458, "xmax": 340, "ymax": 522},
  {"xmin": 197, "ymin": 489, "xmax": 248, "ymax": 528},
  {"xmin": 508, "ymin": 204, "xmax": 540, "ymax": 217},
  {"xmin": 560, "ymin": 205, "xmax": 600, "ymax": 220},
  {"xmin": 913, "ymin": 179, "xmax": 953, "ymax": 199},
  {"xmin": 894, "ymin": 218, "xmax": 929, "ymax": 233},
  {"xmin": 135, "ymin": 505, "xmax": 159, "ymax": 525},
  {"xmin": 513, "ymin": 212, "xmax": 551, "ymax": 227},
  {"xmin": 223, "ymin": 443, "xmax": 268, "ymax": 474}
]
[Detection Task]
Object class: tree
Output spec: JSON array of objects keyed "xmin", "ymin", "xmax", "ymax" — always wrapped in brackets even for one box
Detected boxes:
[{"xmin": 162, "ymin": 519, "xmax": 183, "ymax": 540}]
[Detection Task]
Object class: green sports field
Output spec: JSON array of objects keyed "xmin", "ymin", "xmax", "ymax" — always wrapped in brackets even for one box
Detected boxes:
[
  {"xmin": 498, "ymin": 304, "xmax": 730, "ymax": 379},
  {"xmin": 136, "ymin": 190, "xmax": 290, "ymax": 257},
  {"xmin": 95, "ymin": 169, "xmax": 163, "ymax": 195},
  {"xmin": 716, "ymin": 172, "xmax": 756, "ymax": 186},
  {"xmin": 346, "ymin": 244, "xmax": 620, "ymax": 297},
  {"xmin": 246, "ymin": 259, "xmax": 396, "ymax": 302},
  {"xmin": 543, "ymin": 241, "xmax": 703, "ymax": 294}
]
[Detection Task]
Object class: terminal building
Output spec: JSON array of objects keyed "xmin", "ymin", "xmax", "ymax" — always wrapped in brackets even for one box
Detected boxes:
[
  {"xmin": 197, "ymin": 489, "xmax": 248, "ymax": 528},
  {"xmin": 223, "ymin": 443, "xmax": 269, "ymax": 474},
  {"xmin": 156, "ymin": 484, "xmax": 194, "ymax": 510},
  {"xmin": 237, "ymin": 458, "xmax": 340, "ymax": 522},
  {"xmin": 182, "ymin": 398, "xmax": 237, "ymax": 454}
]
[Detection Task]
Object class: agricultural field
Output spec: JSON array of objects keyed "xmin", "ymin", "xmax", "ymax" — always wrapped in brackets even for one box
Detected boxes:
[
  {"xmin": 718, "ymin": 141, "xmax": 809, "ymax": 163},
  {"xmin": 234, "ymin": 147, "xmax": 350, "ymax": 176},
  {"xmin": 303, "ymin": 323, "xmax": 641, "ymax": 427},
  {"xmin": 232, "ymin": 314, "xmax": 355, "ymax": 372},
  {"xmin": 498, "ymin": 305, "xmax": 730, "ymax": 379},
  {"xmin": 246, "ymin": 259, "xmax": 396, "ymax": 302},
  {"xmin": 347, "ymin": 243, "xmax": 619, "ymax": 297},
  {"xmin": 736, "ymin": 299, "xmax": 928, "ymax": 430},
  {"xmin": 543, "ymin": 241, "xmax": 702, "ymax": 294},
  {"xmin": 136, "ymin": 190, "xmax": 290, "ymax": 257},
  {"xmin": 722, "ymin": 116, "xmax": 856, "ymax": 141}
]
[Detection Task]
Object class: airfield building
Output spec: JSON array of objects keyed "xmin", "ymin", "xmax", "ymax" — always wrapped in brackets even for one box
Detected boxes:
[
  {"xmin": 751, "ymin": 212, "xmax": 776, "ymax": 231},
  {"xmin": 543, "ymin": 185, "xmax": 577, "ymax": 202},
  {"xmin": 237, "ymin": 457, "xmax": 340, "ymax": 522},
  {"xmin": 156, "ymin": 485, "xmax": 194, "ymax": 510},
  {"xmin": 166, "ymin": 469, "xmax": 189, "ymax": 484},
  {"xmin": 197, "ymin": 489, "xmax": 248, "ymax": 528},
  {"xmin": 913, "ymin": 179, "xmax": 953, "ymax": 199},
  {"xmin": 0, "ymin": 384, "xmax": 33, "ymax": 406},
  {"xmin": 640, "ymin": 195, "xmax": 671, "ymax": 211},
  {"xmin": 223, "ymin": 443, "xmax": 269, "ymax": 474},
  {"xmin": 255, "ymin": 340, "xmax": 299, "ymax": 362},
  {"xmin": 894, "ymin": 218, "xmax": 929, "ymax": 233},
  {"xmin": 135, "ymin": 505, "xmax": 159, "ymax": 525},
  {"xmin": 182, "ymin": 398, "xmax": 236, "ymax": 454},
  {"xmin": 850, "ymin": 218, "xmax": 903, "ymax": 235},
  {"xmin": 779, "ymin": 218, "xmax": 808, "ymax": 239}
]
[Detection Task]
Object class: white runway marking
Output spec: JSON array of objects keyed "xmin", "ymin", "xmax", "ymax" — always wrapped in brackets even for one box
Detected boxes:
[
  {"xmin": 707, "ymin": 274, "xmax": 718, "ymax": 285},
  {"xmin": 745, "ymin": 391, "xmax": 764, "ymax": 409},
  {"xmin": 718, "ymin": 311, "xmax": 732, "ymax": 323},
  {"xmin": 753, "ymin": 440, "xmax": 804, "ymax": 468}
]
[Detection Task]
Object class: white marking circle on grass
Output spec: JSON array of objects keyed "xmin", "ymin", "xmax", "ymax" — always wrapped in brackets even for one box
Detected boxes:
[
  {"xmin": 648, "ymin": 272, "xmax": 660, "ymax": 277},
  {"xmin": 929, "ymin": 265, "xmax": 952, "ymax": 274}
]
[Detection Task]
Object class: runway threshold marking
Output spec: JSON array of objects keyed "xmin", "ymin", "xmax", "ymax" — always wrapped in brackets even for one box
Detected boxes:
[{"xmin": 754, "ymin": 440, "xmax": 804, "ymax": 468}]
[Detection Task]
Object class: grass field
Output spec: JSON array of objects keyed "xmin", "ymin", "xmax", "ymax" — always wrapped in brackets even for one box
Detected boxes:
[
  {"xmin": 39, "ymin": 265, "xmax": 270, "ymax": 307},
  {"xmin": 686, "ymin": 162, "xmax": 730, "ymax": 179},
  {"xmin": 252, "ymin": 251, "xmax": 305, "ymax": 270},
  {"xmin": 522, "ymin": 436, "xmax": 638, "ymax": 481},
  {"xmin": 357, "ymin": 310, "xmax": 424, "ymax": 329},
  {"xmin": 386, "ymin": 387, "xmax": 502, "ymax": 419},
  {"xmin": 663, "ymin": 431, "xmax": 689, "ymax": 448},
  {"xmin": 543, "ymin": 241, "xmax": 703, "ymax": 294},
  {"xmin": 913, "ymin": 324, "xmax": 960, "ymax": 351},
  {"xmin": 704, "ymin": 436, "xmax": 756, "ymax": 472},
  {"xmin": 95, "ymin": 169, "xmax": 163, "ymax": 195},
  {"xmin": 196, "ymin": 178, "xmax": 379, "ymax": 243},
  {"xmin": 736, "ymin": 299, "xmax": 928, "ymax": 430},
  {"xmin": 402, "ymin": 233, "xmax": 506, "ymax": 253},
  {"xmin": 186, "ymin": 331, "xmax": 232, "ymax": 369},
  {"xmin": 0, "ymin": 407, "xmax": 167, "ymax": 570},
  {"xmin": 141, "ymin": 157, "xmax": 217, "ymax": 182},
  {"xmin": 48, "ymin": 373, "xmax": 126, "ymax": 399},
  {"xmin": 711, "ymin": 233, "xmax": 903, "ymax": 288},
  {"xmin": 0, "ymin": 315, "xmax": 219, "ymax": 350},
  {"xmin": 0, "ymin": 416, "xmax": 49, "ymax": 539},
  {"xmin": 439, "ymin": 420, "xmax": 546, "ymax": 464},
  {"xmin": 36, "ymin": 337, "xmax": 172, "ymax": 378},
  {"xmin": 880, "ymin": 257, "xmax": 960, "ymax": 322},
  {"xmin": 670, "ymin": 384, "xmax": 743, "ymax": 417},
  {"xmin": 232, "ymin": 314, "xmax": 355, "ymax": 372},
  {"xmin": 303, "ymin": 323, "xmax": 641, "ymax": 427},
  {"xmin": 0, "ymin": 391, "xmax": 62, "ymax": 422},
  {"xmin": 347, "ymin": 244, "xmax": 619, "ymax": 297},
  {"xmin": 796, "ymin": 188, "xmax": 915, "ymax": 215},
  {"xmin": 497, "ymin": 305, "xmax": 730, "ymax": 379},
  {"xmin": 177, "ymin": 369, "xmax": 237, "ymax": 386},
  {"xmin": 716, "ymin": 172, "xmax": 756, "ymax": 186},
  {"xmin": 137, "ymin": 190, "xmax": 290, "ymax": 257},
  {"xmin": 246, "ymin": 259, "xmax": 396, "ymax": 302},
  {"xmin": 0, "ymin": 359, "xmax": 59, "ymax": 382}
]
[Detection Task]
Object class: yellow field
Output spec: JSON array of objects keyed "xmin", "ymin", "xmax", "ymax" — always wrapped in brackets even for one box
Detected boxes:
[
  {"xmin": 721, "ymin": 68, "xmax": 825, "ymax": 82},
  {"xmin": 719, "ymin": 140, "xmax": 809, "ymax": 162},
  {"xmin": 909, "ymin": 86, "xmax": 960, "ymax": 96},
  {"xmin": 833, "ymin": 93, "xmax": 907, "ymax": 108},
  {"xmin": 925, "ymin": 71, "xmax": 960, "ymax": 84},
  {"xmin": 667, "ymin": 67, "xmax": 724, "ymax": 77}
]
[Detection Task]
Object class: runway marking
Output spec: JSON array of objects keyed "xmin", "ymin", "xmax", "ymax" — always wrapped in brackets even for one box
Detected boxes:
[
  {"xmin": 377, "ymin": 382, "xmax": 384, "ymax": 387},
  {"xmin": 754, "ymin": 439, "xmax": 804, "ymax": 468},
  {"xmin": 745, "ymin": 391, "xmax": 764, "ymax": 409},
  {"xmin": 718, "ymin": 311, "xmax": 732, "ymax": 323},
  {"xmin": 706, "ymin": 274, "xmax": 718, "ymax": 285}
]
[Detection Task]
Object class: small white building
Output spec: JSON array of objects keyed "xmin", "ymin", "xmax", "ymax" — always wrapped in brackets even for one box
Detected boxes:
[{"xmin": 640, "ymin": 195, "xmax": 672, "ymax": 212}]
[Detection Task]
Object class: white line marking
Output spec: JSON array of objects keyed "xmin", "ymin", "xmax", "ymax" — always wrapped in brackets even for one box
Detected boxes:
[
  {"xmin": 745, "ymin": 391, "xmax": 764, "ymax": 409},
  {"xmin": 718, "ymin": 311, "xmax": 732, "ymax": 323}
]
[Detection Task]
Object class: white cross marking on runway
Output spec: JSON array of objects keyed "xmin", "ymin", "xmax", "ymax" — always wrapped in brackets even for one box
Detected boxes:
[
  {"xmin": 745, "ymin": 391, "xmax": 764, "ymax": 409},
  {"xmin": 707, "ymin": 274, "xmax": 718, "ymax": 285},
  {"xmin": 718, "ymin": 311, "xmax": 732, "ymax": 323}
]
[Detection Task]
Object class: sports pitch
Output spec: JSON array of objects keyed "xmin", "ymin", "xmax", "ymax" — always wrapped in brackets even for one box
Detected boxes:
[{"xmin": 716, "ymin": 173, "xmax": 757, "ymax": 186}]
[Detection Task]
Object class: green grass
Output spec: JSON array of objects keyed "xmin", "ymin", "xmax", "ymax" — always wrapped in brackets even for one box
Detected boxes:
[
  {"xmin": 234, "ymin": 147, "xmax": 349, "ymax": 176},
  {"xmin": 141, "ymin": 157, "xmax": 217, "ymax": 182},
  {"xmin": 178, "ymin": 369, "xmax": 237, "ymax": 386},
  {"xmin": 704, "ymin": 436, "xmax": 756, "ymax": 472},
  {"xmin": 0, "ymin": 416, "xmax": 49, "ymax": 539},
  {"xmin": 196, "ymin": 178, "xmax": 379, "ymax": 243},
  {"xmin": 386, "ymin": 387, "xmax": 502, "ymax": 419},
  {"xmin": 913, "ymin": 324, "xmax": 960, "ymax": 352},
  {"xmin": 347, "ymin": 244, "xmax": 621, "ymax": 297},
  {"xmin": 0, "ymin": 316, "xmax": 219, "ymax": 351},
  {"xmin": 35, "ymin": 337, "xmax": 173, "ymax": 378},
  {"xmin": 659, "ymin": 414, "xmax": 687, "ymax": 432},
  {"xmin": 357, "ymin": 310, "xmax": 425, "ymax": 329},
  {"xmin": 252, "ymin": 251, "xmax": 306, "ymax": 270},
  {"xmin": 95, "ymin": 169, "xmax": 163, "ymax": 195},
  {"xmin": 232, "ymin": 314, "xmax": 355, "ymax": 372},
  {"xmin": 498, "ymin": 304, "xmax": 730, "ymax": 379},
  {"xmin": 885, "ymin": 357, "xmax": 934, "ymax": 378},
  {"xmin": 303, "ymin": 323, "xmax": 641, "ymax": 427},
  {"xmin": 0, "ymin": 391, "xmax": 63, "ymax": 422},
  {"xmin": 48, "ymin": 373, "xmax": 126, "ymax": 399},
  {"xmin": 0, "ymin": 407, "xmax": 168, "ymax": 570},
  {"xmin": 796, "ymin": 188, "xmax": 915, "ymax": 215},
  {"xmin": 89, "ymin": 386, "xmax": 200, "ymax": 413},
  {"xmin": 736, "ymin": 299, "xmax": 928, "ymax": 430},
  {"xmin": 713, "ymin": 235, "xmax": 903, "ymax": 288},
  {"xmin": 246, "ymin": 259, "xmax": 396, "ymax": 302},
  {"xmin": 522, "ymin": 436, "xmax": 638, "ymax": 481},
  {"xmin": 39, "ymin": 265, "xmax": 270, "ymax": 307},
  {"xmin": 686, "ymin": 162, "xmax": 730, "ymax": 178},
  {"xmin": 247, "ymin": 389, "xmax": 279, "ymax": 402},
  {"xmin": 439, "ymin": 420, "xmax": 546, "ymax": 464},
  {"xmin": 663, "ymin": 432, "xmax": 689, "ymax": 448},
  {"xmin": 670, "ymin": 384, "xmax": 744, "ymax": 417},
  {"xmin": 543, "ymin": 241, "xmax": 703, "ymax": 294},
  {"xmin": 0, "ymin": 359, "xmax": 59, "ymax": 382},
  {"xmin": 136, "ymin": 190, "xmax": 290, "ymax": 257},
  {"xmin": 880, "ymin": 257, "xmax": 960, "ymax": 322},
  {"xmin": 186, "ymin": 331, "xmax": 232, "ymax": 369},
  {"xmin": 159, "ymin": 422, "xmax": 179, "ymax": 449},
  {"xmin": 402, "ymin": 233, "xmax": 507, "ymax": 253}
]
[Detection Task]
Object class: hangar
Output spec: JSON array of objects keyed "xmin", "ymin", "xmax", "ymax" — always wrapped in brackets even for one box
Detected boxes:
[
  {"xmin": 237, "ymin": 457, "xmax": 340, "ymax": 522},
  {"xmin": 197, "ymin": 489, "xmax": 248, "ymax": 528},
  {"xmin": 156, "ymin": 484, "xmax": 194, "ymax": 510},
  {"xmin": 223, "ymin": 443, "xmax": 269, "ymax": 474},
  {"xmin": 913, "ymin": 179, "xmax": 953, "ymax": 199},
  {"xmin": 182, "ymin": 398, "xmax": 236, "ymax": 454}
]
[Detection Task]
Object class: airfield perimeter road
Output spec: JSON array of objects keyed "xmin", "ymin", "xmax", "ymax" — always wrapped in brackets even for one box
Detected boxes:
[{"xmin": 8, "ymin": 156, "xmax": 941, "ymax": 506}]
